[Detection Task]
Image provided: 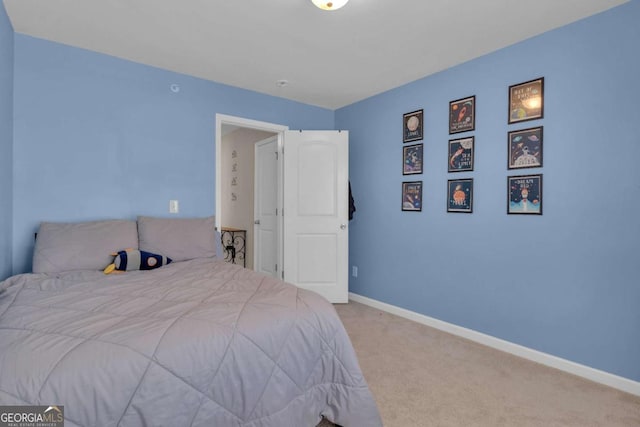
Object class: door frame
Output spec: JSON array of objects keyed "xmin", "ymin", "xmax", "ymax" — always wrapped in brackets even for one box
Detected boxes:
[{"xmin": 215, "ymin": 114, "xmax": 288, "ymax": 274}]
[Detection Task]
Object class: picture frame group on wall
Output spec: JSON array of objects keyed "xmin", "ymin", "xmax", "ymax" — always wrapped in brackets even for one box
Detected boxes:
[
  {"xmin": 449, "ymin": 96, "xmax": 475, "ymax": 134},
  {"xmin": 508, "ymin": 77, "xmax": 544, "ymax": 124},
  {"xmin": 507, "ymin": 174, "xmax": 543, "ymax": 215},
  {"xmin": 398, "ymin": 77, "xmax": 546, "ymax": 215},
  {"xmin": 508, "ymin": 126, "xmax": 543, "ymax": 169},
  {"xmin": 403, "ymin": 144, "xmax": 423, "ymax": 175},
  {"xmin": 403, "ymin": 109, "xmax": 424, "ymax": 143},
  {"xmin": 448, "ymin": 136, "xmax": 474, "ymax": 173},
  {"xmin": 402, "ymin": 181, "xmax": 423, "ymax": 212},
  {"xmin": 447, "ymin": 178, "xmax": 473, "ymax": 213}
]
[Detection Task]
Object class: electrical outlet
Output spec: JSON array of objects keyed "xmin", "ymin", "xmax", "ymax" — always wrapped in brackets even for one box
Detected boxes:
[
  {"xmin": 352, "ymin": 266, "xmax": 358, "ymax": 278},
  {"xmin": 169, "ymin": 200, "xmax": 179, "ymax": 214}
]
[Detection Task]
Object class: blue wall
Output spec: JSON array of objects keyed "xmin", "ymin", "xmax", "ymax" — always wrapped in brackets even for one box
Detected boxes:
[
  {"xmin": 0, "ymin": 3, "xmax": 13, "ymax": 281},
  {"xmin": 12, "ymin": 34, "xmax": 334, "ymax": 274},
  {"xmin": 338, "ymin": 1, "xmax": 640, "ymax": 381}
]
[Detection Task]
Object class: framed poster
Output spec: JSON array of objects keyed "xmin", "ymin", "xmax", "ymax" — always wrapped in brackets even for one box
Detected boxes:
[
  {"xmin": 447, "ymin": 178, "xmax": 473, "ymax": 213},
  {"xmin": 402, "ymin": 181, "xmax": 423, "ymax": 212},
  {"xmin": 507, "ymin": 174, "xmax": 542, "ymax": 215},
  {"xmin": 403, "ymin": 109, "xmax": 424, "ymax": 143},
  {"xmin": 403, "ymin": 144, "xmax": 423, "ymax": 175},
  {"xmin": 508, "ymin": 126, "xmax": 543, "ymax": 169},
  {"xmin": 449, "ymin": 96, "xmax": 475, "ymax": 134},
  {"xmin": 508, "ymin": 77, "xmax": 544, "ymax": 124},
  {"xmin": 448, "ymin": 136, "xmax": 474, "ymax": 173}
]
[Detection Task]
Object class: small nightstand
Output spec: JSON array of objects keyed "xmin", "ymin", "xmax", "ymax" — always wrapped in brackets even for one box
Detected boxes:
[{"xmin": 220, "ymin": 227, "xmax": 246, "ymax": 267}]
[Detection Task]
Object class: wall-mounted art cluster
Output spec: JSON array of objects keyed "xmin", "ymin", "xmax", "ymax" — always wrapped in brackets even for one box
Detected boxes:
[{"xmin": 400, "ymin": 77, "xmax": 545, "ymax": 215}]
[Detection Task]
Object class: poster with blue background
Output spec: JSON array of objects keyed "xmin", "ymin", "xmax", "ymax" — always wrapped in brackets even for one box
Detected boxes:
[{"xmin": 508, "ymin": 174, "xmax": 542, "ymax": 214}]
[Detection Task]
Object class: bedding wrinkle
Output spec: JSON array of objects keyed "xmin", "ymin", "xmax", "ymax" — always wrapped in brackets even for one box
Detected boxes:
[
  {"xmin": 296, "ymin": 292, "xmax": 361, "ymax": 385},
  {"xmin": 116, "ymin": 265, "xmax": 245, "ymax": 426},
  {"xmin": 197, "ymin": 273, "xmax": 272, "ymax": 421},
  {"xmin": 186, "ymin": 269, "xmax": 267, "ymax": 425},
  {"xmin": 0, "ymin": 275, "xmax": 27, "ymax": 318},
  {"xmin": 245, "ymin": 300, "xmax": 301, "ymax": 421}
]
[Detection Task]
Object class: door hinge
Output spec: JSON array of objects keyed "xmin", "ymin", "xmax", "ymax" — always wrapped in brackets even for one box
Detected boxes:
[
  {"xmin": 275, "ymin": 264, "xmax": 278, "ymax": 272},
  {"xmin": 282, "ymin": 271, "xmax": 284, "ymax": 280},
  {"xmin": 275, "ymin": 151, "xmax": 278, "ymax": 160}
]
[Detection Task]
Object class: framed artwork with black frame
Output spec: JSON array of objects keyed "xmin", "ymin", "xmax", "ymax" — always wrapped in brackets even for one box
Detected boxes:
[
  {"xmin": 449, "ymin": 96, "xmax": 475, "ymax": 134},
  {"xmin": 403, "ymin": 143, "xmax": 423, "ymax": 175},
  {"xmin": 403, "ymin": 109, "xmax": 423, "ymax": 143},
  {"xmin": 402, "ymin": 181, "xmax": 423, "ymax": 212},
  {"xmin": 448, "ymin": 136, "xmax": 474, "ymax": 173},
  {"xmin": 508, "ymin": 126, "xmax": 543, "ymax": 169},
  {"xmin": 507, "ymin": 174, "xmax": 543, "ymax": 215},
  {"xmin": 508, "ymin": 77, "xmax": 544, "ymax": 124},
  {"xmin": 447, "ymin": 178, "xmax": 473, "ymax": 213}
]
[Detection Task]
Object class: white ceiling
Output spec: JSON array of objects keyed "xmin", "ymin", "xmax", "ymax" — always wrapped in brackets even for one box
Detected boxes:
[{"xmin": 4, "ymin": 0, "xmax": 628, "ymax": 110}]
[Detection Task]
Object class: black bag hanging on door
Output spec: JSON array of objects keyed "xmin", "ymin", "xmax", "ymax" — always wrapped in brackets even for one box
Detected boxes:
[{"xmin": 349, "ymin": 181, "xmax": 356, "ymax": 220}]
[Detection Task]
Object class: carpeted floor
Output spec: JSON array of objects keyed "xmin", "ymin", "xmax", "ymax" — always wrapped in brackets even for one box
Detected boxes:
[{"xmin": 318, "ymin": 301, "xmax": 640, "ymax": 427}]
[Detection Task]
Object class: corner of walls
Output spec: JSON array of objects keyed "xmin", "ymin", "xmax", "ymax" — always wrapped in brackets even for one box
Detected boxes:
[{"xmin": 0, "ymin": 2, "xmax": 14, "ymax": 281}]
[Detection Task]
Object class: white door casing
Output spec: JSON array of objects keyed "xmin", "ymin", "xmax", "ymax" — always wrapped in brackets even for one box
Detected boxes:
[
  {"xmin": 283, "ymin": 130, "xmax": 349, "ymax": 303},
  {"xmin": 254, "ymin": 136, "xmax": 279, "ymax": 278}
]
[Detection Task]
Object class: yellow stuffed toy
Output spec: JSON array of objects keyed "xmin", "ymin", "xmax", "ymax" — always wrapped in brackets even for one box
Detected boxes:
[{"xmin": 104, "ymin": 249, "xmax": 172, "ymax": 274}]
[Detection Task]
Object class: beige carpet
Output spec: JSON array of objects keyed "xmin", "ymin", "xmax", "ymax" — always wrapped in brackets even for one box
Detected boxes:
[{"xmin": 315, "ymin": 301, "xmax": 640, "ymax": 427}]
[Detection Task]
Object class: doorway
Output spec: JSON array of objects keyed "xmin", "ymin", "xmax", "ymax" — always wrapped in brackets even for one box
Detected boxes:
[
  {"xmin": 216, "ymin": 115, "xmax": 350, "ymax": 303},
  {"xmin": 215, "ymin": 114, "xmax": 288, "ymax": 273}
]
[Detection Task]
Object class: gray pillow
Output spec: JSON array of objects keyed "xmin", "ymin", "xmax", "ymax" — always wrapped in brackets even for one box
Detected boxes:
[
  {"xmin": 33, "ymin": 220, "xmax": 138, "ymax": 273},
  {"xmin": 137, "ymin": 216, "xmax": 217, "ymax": 262}
]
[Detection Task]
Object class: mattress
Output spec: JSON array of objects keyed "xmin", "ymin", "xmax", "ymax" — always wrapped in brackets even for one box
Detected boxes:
[{"xmin": 0, "ymin": 258, "xmax": 381, "ymax": 426}]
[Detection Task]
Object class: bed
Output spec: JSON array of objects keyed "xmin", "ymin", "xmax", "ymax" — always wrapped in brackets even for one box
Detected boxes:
[{"xmin": 0, "ymin": 217, "xmax": 381, "ymax": 427}]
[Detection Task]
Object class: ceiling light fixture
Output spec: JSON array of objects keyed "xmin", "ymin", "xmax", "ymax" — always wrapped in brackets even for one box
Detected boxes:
[{"xmin": 311, "ymin": 0, "xmax": 349, "ymax": 11}]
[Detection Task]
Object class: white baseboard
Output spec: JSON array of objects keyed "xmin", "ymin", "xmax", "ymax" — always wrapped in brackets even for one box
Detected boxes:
[{"xmin": 348, "ymin": 292, "xmax": 640, "ymax": 397}]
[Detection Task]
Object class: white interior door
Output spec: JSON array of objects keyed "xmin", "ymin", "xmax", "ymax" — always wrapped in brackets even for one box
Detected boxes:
[
  {"xmin": 254, "ymin": 136, "xmax": 279, "ymax": 277},
  {"xmin": 283, "ymin": 130, "xmax": 349, "ymax": 303}
]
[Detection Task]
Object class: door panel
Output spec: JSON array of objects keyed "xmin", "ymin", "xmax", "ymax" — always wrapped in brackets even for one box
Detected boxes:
[
  {"xmin": 297, "ymin": 234, "xmax": 337, "ymax": 283},
  {"xmin": 297, "ymin": 143, "xmax": 337, "ymax": 216},
  {"xmin": 284, "ymin": 130, "xmax": 348, "ymax": 303}
]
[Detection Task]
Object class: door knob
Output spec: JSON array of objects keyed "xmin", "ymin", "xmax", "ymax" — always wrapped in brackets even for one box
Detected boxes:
[
  {"xmin": 254, "ymin": 220, "xmax": 261, "ymax": 225},
  {"xmin": 340, "ymin": 224, "xmax": 347, "ymax": 230}
]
